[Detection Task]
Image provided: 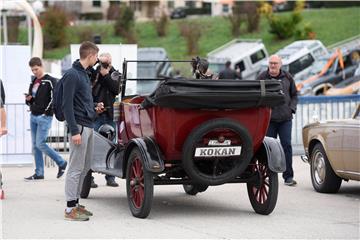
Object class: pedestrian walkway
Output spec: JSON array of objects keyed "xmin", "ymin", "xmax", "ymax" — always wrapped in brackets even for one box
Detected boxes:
[{"xmin": 0, "ymin": 156, "xmax": 359, "ymax": 239}]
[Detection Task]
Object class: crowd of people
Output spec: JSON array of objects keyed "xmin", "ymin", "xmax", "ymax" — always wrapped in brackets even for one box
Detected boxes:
[{"xmin": 0, "ymin": 40, "xmax": 298, "ymax": 221}]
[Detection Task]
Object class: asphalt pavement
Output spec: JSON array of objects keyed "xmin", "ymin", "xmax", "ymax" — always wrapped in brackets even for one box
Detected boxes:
[{"xmin": 0, "ymin": 156, "xmax": 359, "ymax": 239}]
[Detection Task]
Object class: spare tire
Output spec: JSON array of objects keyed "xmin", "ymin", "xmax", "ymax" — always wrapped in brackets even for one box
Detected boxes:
[{"xmin": 182, "ymin": 118, "xmax": 253, "ymax": 186}]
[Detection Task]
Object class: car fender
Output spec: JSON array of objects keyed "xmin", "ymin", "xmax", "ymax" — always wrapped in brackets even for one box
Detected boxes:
[
  {"xmin": 255, "ymin": 137, "xmax": 286, "ymax": 173},
  {"xmin": 123, "ymin": 137, "xmax": 165, "ymax": 174}
]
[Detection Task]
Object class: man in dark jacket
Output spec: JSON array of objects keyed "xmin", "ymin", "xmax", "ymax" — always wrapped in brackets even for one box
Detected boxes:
[
  {"xmin": 63, "ymin": 41, "xmax": 104, "ymax": 221},
  {"xmin": 24, "ymin": 57, "xmax": 68, "ymax": 181},
  {"xmin": 89, "ymin": 52, "xmax": 120, "ymax": 188},
  {"xmin": 218, "ymin": 61, "xmax": 241, "ymax": 80},
  {"xmin": 257, "ymin": 55, "xmax": 298, "ymax": 186}
]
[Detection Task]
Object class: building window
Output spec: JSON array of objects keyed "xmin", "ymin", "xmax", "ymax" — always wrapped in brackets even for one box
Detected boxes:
[
  {"xmin": 130, "ymin": 1, "xmax": 142, "ymax": 11},
  {"xmin": 93, "ymin": 1, "xmax": 101, "ymax": 7},
  {"xmin": 168, "ymin": 1, "xmax": 174, "ymax": 9},
  {"xmin": 185, "ymin": 1, "xmax": 195, "ymax": 8},
  {"xmin": 250, "ymin": 50, "xmax": 266, "ymax": 64},
  {"xmin": 222, "ymin": 4, "xmax": 229, "ymax": 13}
]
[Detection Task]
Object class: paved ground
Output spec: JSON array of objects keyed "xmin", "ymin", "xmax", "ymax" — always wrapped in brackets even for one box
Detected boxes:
[{"xmin": 0, "ymin": 156, "xmax": 359, "ymax": 239}]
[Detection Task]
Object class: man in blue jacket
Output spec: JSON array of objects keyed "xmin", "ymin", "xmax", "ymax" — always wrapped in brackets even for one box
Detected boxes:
[
  {"xmin": 257, "ymin": 55, "xmax": 298, "ymax": 186},
  {"xmin": 63, "ymin": 41, "xmax": 104, "ymax": 221}
]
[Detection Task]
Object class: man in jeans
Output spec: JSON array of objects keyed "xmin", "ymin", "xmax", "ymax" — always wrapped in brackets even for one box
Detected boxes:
[
  {"xmin": 89, "ymin": 52, "xmax": 120, "ymax": 188},
  {"xmin": 257, "ymin": 55, "xmax": 298, "ymax": 186},
  {"xmin": 24, "ymin": 57, "xmax": 67, "ymax": 181},
  {"xmin": 63, "ymin": 41, "xmax": 104, "ymax": 221}
]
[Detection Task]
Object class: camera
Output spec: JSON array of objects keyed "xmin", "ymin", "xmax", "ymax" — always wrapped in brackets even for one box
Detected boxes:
[{"xmin": 100, "ymin": 61, "xmax": 109, "ymax": 69}]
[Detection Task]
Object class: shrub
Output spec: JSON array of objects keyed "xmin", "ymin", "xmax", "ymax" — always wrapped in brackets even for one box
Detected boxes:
[
  {"xmin": 7, "ymin": 16, "xmax": 22, "ymax": 43},
  {"xmin": 114, "ymin": 4, "xmax": 136, "ymax": 43},
  {"xmin": 107, "ymin": 1, "xmax": 121, "ymax": 20},
  {"xmin": 179, "ymin": 21, "xmax": 202, "ymax": 55},
  {"xmin": 242, "ymin": 2, "xmax": 260, "ymax": 32},
  {"xmin": 228, "ymin": 3, "xmax": 245, "ymax": 37},
  {"xmin": 153, "ymin": 10, "xmax": 169, "ymax": 37},
  {"xmin": 295, "ymin": 23, "xmax": 316, "ymax": 40},
  {"xmin": 41, "ymin": 6, "xmax": 69, "ymax": 49},
  {"xmin": 267, "ymin": 1, "xmax": 304, "ymax": 39}
]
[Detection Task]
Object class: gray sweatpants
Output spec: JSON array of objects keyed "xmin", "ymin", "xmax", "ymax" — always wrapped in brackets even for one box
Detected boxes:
[{"xmin": 65, "ymin": 125, "xmax": 94, "ymax": 202}]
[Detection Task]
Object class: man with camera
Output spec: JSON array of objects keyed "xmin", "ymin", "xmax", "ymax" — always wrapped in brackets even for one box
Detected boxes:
[{"xmin": 89, "ymin": 52, "xmax": 120, "ymax": 187}]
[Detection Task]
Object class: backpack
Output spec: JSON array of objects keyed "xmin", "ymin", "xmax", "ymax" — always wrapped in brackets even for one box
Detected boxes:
[{"xmin": 53, "ymin": 77, "xmax": 65, "ymax": 122}]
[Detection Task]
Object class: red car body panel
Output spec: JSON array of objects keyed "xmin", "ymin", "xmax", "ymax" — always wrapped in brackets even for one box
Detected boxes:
[{"xmin": 119, "ymin": 97, "xmax": 271, "ymax": 161}]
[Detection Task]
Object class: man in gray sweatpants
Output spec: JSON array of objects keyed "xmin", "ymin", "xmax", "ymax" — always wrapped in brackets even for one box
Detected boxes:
[{"xmin": 62, "ymin": 41, "xmax": 106, "ymax": 221}]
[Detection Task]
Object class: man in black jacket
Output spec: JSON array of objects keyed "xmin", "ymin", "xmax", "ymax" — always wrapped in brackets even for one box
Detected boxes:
[
  {"xmin": 218, "ymin": 61, "xmax": 241, "ymax": 80},
  {"xmin": 90, "ymin": 52, "xmax": 120, "ymax": 187},
  {"xmin": 257, "ymin": 55, "xmax": 298, "ymax": 186},
  {"xmin": 24, "ymin": 57, "xmax": 68, "ymax": 181}
]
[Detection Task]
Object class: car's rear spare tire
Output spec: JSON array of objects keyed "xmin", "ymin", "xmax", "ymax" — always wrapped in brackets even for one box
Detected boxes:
[{"xmin": 182, "ymin": 118, "xmax": 253, "ymax": 186}]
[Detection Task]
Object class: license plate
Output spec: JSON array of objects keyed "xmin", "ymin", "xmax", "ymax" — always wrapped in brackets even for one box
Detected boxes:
[
  {"xmin": 208, "ymin": 139, "xmax": 231, "ymax": 146},
  {"xmin": 194, "ymin": 146, "xmax": 242, "ymax": 157}
]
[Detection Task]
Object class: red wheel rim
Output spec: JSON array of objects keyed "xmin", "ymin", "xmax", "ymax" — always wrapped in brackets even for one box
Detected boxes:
[
  {"xmin": 129, "ymin": 157, "xmax": 144, "ymax": 209},
  {"xmin": 251, "ymin": 162, "xmax": 269, "ymax": 204}
]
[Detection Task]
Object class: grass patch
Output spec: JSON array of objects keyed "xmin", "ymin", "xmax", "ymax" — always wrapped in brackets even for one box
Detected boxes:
[{"xmin": 34, "ymin": 7, "xmax": 360, "ymax": 60}]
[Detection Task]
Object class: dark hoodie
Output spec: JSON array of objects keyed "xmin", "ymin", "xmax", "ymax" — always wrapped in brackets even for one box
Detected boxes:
[
  {"xmin": 62, "ymin": 60, "xmax": 96, "ymax": 136},
  {"xmin": 257, "ymin": 69, "xmax": 298, "ymax": 122}
]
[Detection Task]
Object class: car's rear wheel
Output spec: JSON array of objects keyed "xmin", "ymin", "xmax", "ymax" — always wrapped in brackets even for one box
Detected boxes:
[
  {"xmin": 182, "ymin": 118, "xmax": 253, "ymax": 186},
  {"xmin": 247, "ymin": 157, "xmax": 278, "ymax": 215},
  {"xmin": 80, "ymin": 170, "xmax": 92, "ymax": 199},
  {"xmin": 183, "ymin": 184, "xmax": 208, "ymax": 195},
  {"xmin": 126, "ymin": 147, "xmax": 154, "ymax": 218},
  {"xmin": 310, "ymin": 143, "xmax": 342, "ymax": 193}
]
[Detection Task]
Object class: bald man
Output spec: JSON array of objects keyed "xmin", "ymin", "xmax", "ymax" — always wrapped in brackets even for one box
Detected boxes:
[
  {"xmin": 89, "ymin": 52, "xmax": 120, "ymax": 188},
  {"xmin": 257, "ymin": 55, "xmax": 298, "ymax": 186}
]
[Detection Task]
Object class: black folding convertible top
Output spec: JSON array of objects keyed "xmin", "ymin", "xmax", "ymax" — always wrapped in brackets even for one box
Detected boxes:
[{"xmin": 141, "ymin": 79, "xmax": 285, "ymax": 109}]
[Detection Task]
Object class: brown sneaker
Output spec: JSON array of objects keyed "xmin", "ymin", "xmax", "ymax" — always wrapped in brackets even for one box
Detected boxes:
[
  {"xmin": 77, "ymin": 204, "xmax": 93, "ymax": 216},
  {"xmin": 64, "ymin": 208, "xmax": 89, "ymax": 221}
]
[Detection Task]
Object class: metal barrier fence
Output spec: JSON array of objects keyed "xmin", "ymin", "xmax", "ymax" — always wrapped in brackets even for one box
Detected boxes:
[
  {"xmin": 292, "ymin": 95, "xmax": 360, "ymax": 154},
  {"xmin": 0, "ymin": 95, "xmax": 359, "ymax": 164},
  {"xmin": 0, "ymin": 103, "xmax": 68, "ymax": 165}
]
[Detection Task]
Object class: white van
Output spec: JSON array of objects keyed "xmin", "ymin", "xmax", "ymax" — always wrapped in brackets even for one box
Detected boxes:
[
  {"xmin": 260, "ymin": 40, "xmax": 329, "ymax": 82},
  {"xmin": 208, "ymin": 39, "xmax": 269, "ymax": 80}
]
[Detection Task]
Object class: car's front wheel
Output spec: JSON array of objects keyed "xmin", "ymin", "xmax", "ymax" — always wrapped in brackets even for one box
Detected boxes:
[
  {"xmin": 126, "ymin": 147, "xmax": 154, "ymax": 218},
  {"xmin": 310, "ymin": 143, "xmax": 342, "ymax": 193}
]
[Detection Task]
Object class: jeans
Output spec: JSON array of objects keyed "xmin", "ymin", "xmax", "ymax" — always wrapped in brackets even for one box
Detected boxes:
[
  {"xmin": 30, "ymin": 114, "xmax": 66, "ymax": 176},
  {"xmin": 94, "ymin": 114, "xmax": 116, "ymax": 182},
  {"xmin": 266, "ymin": 120, "xmax": 293, "ymax": 181}
]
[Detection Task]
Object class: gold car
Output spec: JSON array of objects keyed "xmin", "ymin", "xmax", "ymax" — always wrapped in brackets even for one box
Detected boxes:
[{"xmin": 301, "ymin": 104, "xmax": 360, "ymax": 193}]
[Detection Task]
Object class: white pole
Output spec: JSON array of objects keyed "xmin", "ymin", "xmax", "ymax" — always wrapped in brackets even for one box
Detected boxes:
[
  {"xmin": 2, "ymin": 10, "xmax": 8, "ymax": 45},
  {"xmin": 15, "ymin": 0, "xmax": 43, "ymax": 58}
]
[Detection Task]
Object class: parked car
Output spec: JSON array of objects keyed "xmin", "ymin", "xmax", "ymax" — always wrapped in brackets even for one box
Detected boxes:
[
  {"xmin": 260, "ymin": 40, "xmax": 329, "ymax": 82},
  {"xmin": 136, "ymin": 48, "xmax": 173, "ymax": 95},
  {"xmin": 297, "ymin": 48, "xmax": 360, "ymax": 95},
  {"xmin": 170, "ymin": 7, "xmax": 187, "ymax": 19},
  {"xmin": 324, "ymin": 64, "xmax": 360, "ymax": 95},
  {"xmin": 208, "ymin": 39, "xmax": 269, "ymax": 80},
  {"xmin": 81, "ymin": 59, "xmax": 287, "ymax": 218},
  {"xmin": 301, "ymin": 104, "xmax": 360, "ymax": 193}
]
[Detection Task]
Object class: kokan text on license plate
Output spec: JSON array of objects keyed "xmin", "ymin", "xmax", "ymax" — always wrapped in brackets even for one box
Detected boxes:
[{"xmin": 194, "ymin": 146, "xmax": 242, "ymax": 157}]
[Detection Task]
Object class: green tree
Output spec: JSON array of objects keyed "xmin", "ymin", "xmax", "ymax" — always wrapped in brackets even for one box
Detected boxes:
[{"xmin": 41, "ymin": 7, "xmax": 69, "ymax": 49}]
